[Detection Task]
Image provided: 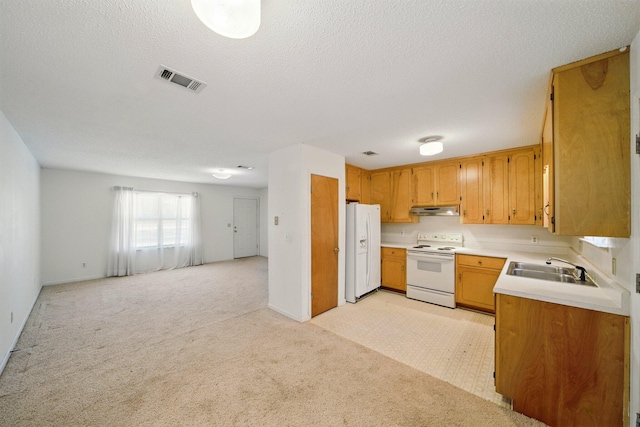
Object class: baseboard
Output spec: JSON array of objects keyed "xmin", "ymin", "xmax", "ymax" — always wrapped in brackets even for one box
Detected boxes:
[
  {"xmin": 0, "ymin": 287, "xmax": 41, "ymax": 376},
  {"xmin": 267, "ymin": 303, "xmax": 307, "ymax": 322},
  {"xmin": 42, "ymin": 274, "xmax": 105, "ymax": 286}
]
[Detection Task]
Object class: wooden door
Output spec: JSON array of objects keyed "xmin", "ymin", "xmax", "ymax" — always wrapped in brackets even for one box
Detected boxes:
[
  {"xmin": 460, "ymin": 158, "xmax": 483, "ymax": 224},
  {"xmin": 311, "ymin": 174, "xmax": 339, "ymax": 317},
  {"xmin": 483, "ymin": 154, "xmax": 509, "ymax": 224},
  {"xmin": 413, "ymin": 166, "xmax": 435, "ymax": 206},
  {"xmin": 509, "ymin": 149, "xmax": 536, "ymax": 225},
  {"xmin": 434, "ymin": 161, "xmax": 460, "ymax": 205},
  {"xmin": 370, "ymin": 171, "xmax": 391, "ymax": 222},
  {"xmin": 390, "ymin": 168, "xmax": 413, "ymax": 222}
]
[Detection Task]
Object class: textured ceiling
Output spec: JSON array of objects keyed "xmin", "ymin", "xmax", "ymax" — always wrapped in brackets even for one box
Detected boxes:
[{"xmin": 1, "ymin": 1, "xmax": 639, "ymax": 188}]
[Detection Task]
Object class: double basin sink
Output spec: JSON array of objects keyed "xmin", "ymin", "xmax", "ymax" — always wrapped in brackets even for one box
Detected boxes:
[{"xmin": 506, "ymin": 262, "xmax": 597, "ymax": 287}]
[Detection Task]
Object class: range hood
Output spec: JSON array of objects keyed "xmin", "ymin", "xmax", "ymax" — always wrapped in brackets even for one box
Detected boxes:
[{"xmin": 410, "ymin": 205, "xmax": 460, "ymax": 216}]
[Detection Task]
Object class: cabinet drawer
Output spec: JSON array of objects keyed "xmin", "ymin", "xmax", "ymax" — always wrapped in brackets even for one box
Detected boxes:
[
  {"xmin": 457, "ymin": 254, "xmax": 506, "ymax": 270},
  {"xmin": 381, "ymin": 247, "xmax": 406, "ymax": 258}
]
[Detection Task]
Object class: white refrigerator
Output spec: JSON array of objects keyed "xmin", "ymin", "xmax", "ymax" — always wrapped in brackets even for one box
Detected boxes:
[{"xmin": 345, "ymin": 203, "xmax": 381, "ymax": 303}]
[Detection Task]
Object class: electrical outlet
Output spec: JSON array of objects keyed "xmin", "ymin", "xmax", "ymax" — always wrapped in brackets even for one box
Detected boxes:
[
  {"xmin": 400, "ymin": 230, "xmax": 405, "ymax": 236},
  {"xmin": 530, "ymin": 235, "xmax": 539, "ymax": 244}
]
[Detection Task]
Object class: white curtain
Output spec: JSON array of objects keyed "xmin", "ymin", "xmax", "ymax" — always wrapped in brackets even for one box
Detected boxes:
[
  {"xmin": 107, "ymin": 188, "xmax": 203, "ymax": 277},
  {"xmin": 107, "ymin": 186, "xmax": 135, "ymax": 276}
]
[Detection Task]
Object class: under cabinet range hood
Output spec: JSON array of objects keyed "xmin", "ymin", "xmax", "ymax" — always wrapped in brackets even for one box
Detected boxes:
[{"xmin": 410, "ymin": 205, "xmax": 460, "ymax": 216}]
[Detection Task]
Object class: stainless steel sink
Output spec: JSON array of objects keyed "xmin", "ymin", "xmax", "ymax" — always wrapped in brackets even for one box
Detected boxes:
[
  {"xmin": 508, "ymin": 262, "xmax": 574, "ymax": 275},
  {"xmin": 506, "ymin": 262, "xmax": 597, "ymax": 287}
]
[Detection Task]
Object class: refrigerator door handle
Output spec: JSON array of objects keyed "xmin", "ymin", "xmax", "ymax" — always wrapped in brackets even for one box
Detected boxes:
[{"xmin": 366, "ymin": 212, "xmax": 371, "ymax": 287}]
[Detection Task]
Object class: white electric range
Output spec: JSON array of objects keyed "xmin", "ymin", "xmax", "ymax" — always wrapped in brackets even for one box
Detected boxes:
[{"xmin": 406, "ymin": 233, "xmax": 463, "ymax": 308}]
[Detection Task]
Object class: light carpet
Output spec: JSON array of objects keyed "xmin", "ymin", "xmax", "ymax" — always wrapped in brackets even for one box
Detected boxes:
[{"xmin": 0, "ymin": 257, "xmax": 544, "ymax": 426}]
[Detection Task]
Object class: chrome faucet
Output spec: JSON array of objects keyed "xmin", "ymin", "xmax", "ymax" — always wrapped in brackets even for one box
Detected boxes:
[{"xmin": 546, "ymin": 257, "xmax": 587, "ymax": 281}]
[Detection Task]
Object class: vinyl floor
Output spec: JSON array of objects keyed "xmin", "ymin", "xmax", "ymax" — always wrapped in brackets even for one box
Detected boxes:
[{"xmin": 310, "ymin": 290, "xmax": 511, "ymax": 408}]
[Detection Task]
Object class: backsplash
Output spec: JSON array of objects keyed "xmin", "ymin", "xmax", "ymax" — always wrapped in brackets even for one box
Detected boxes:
[{"xmin": 382, "ymin": 216, "xmax": 572, "ymax": 254}]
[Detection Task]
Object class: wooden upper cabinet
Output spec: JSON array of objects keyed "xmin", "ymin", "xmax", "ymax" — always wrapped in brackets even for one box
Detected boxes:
[
  {"xmin": 551, "ymin": 49, "xmax": 630, "ymax": 237},
  {"xmin": 370, "ymin": 171, "xmax": 391, "ymax": 222},
  {"xmin": 509, "ymin": 148, "xmax": 536, "ymax": 225},
  {"xmin": 360, "ymin": 170, "xmax": 371, "ymax": 204},
  {"xmin": 460, "ymin": 158, "xmax": 483, "ymax": 224},
  {"xmin": 345, "ymin": 164, "xmax": 361, "ymax": 201},
  {"xmin": 390, "ymin": 168, "xmax": 415, "ymax": 223},
  {"xmin": 484, "ymin": 153, "xmax": 510, "ymax": 224},
  {"xmin": 413, "ymin": 165, "xmax": 435, "ymax": 206},
  {"xmin": 433, "ymin": 161, "xmax": 460, "ymax": 205}
]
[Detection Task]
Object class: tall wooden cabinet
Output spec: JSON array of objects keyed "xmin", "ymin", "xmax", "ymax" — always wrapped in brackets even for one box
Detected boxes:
[{"xmin": 544, "ymin": 48, "xmax": 630, "ymax": 237}]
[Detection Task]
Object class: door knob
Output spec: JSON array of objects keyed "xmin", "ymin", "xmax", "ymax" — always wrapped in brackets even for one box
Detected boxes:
[{"xmin": 334, "ymin": 247, "xmax": 340, "ymax": 254}]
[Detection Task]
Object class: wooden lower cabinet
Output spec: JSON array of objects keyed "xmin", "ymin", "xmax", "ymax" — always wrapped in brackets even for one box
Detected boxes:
[
  {"xmin": 495, "ymin": 294, "xmax": 629, "ymax": 427},
  {"xmin": 455, "ymin": 254, "xmax": 505, "ymax": 313},
  {"xmin": 381, "ymin": 247, "xmax": 406, "ymax": 292}
]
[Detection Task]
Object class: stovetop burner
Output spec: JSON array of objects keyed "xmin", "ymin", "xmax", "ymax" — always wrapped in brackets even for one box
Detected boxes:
[{"xmin": 410, "ymin": 233, "xmax": 464, "ymax": 254}]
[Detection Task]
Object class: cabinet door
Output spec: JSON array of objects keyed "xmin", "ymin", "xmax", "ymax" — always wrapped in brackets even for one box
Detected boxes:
[
  {"xmin": 345, "ymin": 164, "xmax": 361, "ymax": 201},
  {"xmin": 413, "ymin": 166, "xmax": 435, "ymax": 206},
  {"xmin": 456, "ymin": 266, "xmax": 499, "ymax": 313},
  {"xmin": 542, "ymin": 99, "xmax": 554, "ymax": 231},
  {"xmin": 360, "ymin": 170, "xmax": 371, "ymax": 204},
  {"xmin": 509, "ymin": 149, "xmax": 536, "ymax": 225},
  {"xmin": 496, "ymin": 294, "xmax": 629, "ymax": 427},
  {"xmin": 370, "ymin": 171, "xmax": 391, "ymax": 222},
  {"xmin": 434, "ymin": 161, "xmax": 460, "ymax": 205},
  {"xmin": 460, "ymin": 158, "xmax": 483, "ymax": 224},
  {"xmin": 483, "ymin": 154, "xmax": 509, "ymax": 224},
  {"xmin": 381, "ymin": 256, "xmax": 406, "ymax": 292},
  {"xmin": 553, "ymin": 51, "xmax": 630, "ymax": 237},
  {"xmin": 390, "ymin": 168, "xmax": 414, "ymax": 223}
]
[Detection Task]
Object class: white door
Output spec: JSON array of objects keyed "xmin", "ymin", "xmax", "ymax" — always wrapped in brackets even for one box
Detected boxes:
[{"xmin": 233, "ymin": 198, "xmax": 259, "ymax": 258}]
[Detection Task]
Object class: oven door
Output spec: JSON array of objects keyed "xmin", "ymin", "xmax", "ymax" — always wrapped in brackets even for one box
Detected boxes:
[{"xmin": 406, "ymin": 251, "xmax": 455, "ymax": 293}]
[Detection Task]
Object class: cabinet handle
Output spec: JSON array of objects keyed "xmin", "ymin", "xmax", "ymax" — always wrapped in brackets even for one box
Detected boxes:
[
  {"xmin": 478, "ymin": 260, "xmax": 483, "ymax": 265},
  {"xmin": 436, "ymin": 191, "xmax": 439, "ymax": 199},
  {"xmin": 486, "ymin": 209, "xmax": 490, "ymax": 215},
  {"xmin": 431, "ymin": 192, "xmax": 434, "ymax": 199},
  {"xmin": 512, "ymin": 209, "xmax": 516, "ymax": 215},
  {"xmin": 458, "ymin": 273, "xmax": 462, "ymax": 280},
  {"xmin": 463, "ymin": 209, "xmax": 467, "ymax": 216}
]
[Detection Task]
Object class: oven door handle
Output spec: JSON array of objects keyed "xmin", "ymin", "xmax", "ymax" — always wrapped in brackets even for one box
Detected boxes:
[{"xmin": 407, "ymin": 252, "xmax": 455, "ymax": 261}]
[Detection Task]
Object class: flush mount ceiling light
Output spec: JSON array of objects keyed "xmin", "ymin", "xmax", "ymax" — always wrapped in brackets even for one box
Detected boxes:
[
  {"xmin": 418, "ymin": 136, "xmax": 444, "ymax": 156},
  {"xmin": 212, "ymin": 169, "xmax": 232, "ymax": 179},
  {"xmin": 191, "ymin": 0, "xmax": 261, "ymax": 39}
]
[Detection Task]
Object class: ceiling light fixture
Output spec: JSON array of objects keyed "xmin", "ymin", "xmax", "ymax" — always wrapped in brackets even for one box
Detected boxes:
[
  {"xmin": 191, "ymin": 0, "xmax": 261, "ymax": 39},
  {"xmin": 212, "ymin": 169, "xmax": 232, "ymax": 179},
  {"xmin": 418, "ymin": 136, "xmax": 444, "ymax": 156}
]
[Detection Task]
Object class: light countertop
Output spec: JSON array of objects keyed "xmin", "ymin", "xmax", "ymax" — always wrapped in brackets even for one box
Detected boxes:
[{"xmin": 380, "ymin": 242, "xmax": 629, "ymax": 316}]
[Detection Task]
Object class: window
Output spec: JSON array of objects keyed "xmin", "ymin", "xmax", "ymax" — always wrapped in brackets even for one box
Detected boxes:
[{"xmin": 134, "ymin": 192, "xmax": 194, "ymax": 249}]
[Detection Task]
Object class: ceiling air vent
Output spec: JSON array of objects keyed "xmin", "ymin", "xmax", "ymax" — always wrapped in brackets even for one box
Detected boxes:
[
  {"xmin": 362, "ymin": 151, "xmax": 379, "ymax": 156},
  {"xmin": 155, "ymin": 65, "xmax": 207, "ymax": 94}
]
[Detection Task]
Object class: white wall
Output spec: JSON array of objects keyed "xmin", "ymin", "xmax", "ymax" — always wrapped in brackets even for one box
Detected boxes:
[
  {"xmin": 268, "ymin": 144, "xmax": 345, "ymax": 322},
  {"xmin": 259, "ymin": 187, "xmax": 268, "ymax": 258},
  {"xmin": 41, "ymin": 168, "xmax": 267, "ymax": 285},
  {"xmin": 0, "ymin": 111, "xmax": 41, "ymax": 373}
]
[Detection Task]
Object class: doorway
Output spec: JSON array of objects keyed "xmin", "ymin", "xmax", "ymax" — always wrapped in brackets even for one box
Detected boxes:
[
  {"xmin": 310, "ymin": 174, "xmax": 339, "ymax": 317},
  {"xmin": 233, "ymin": 197, "xmax": 259, "ymax": 258}
]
